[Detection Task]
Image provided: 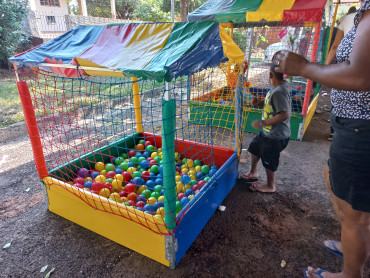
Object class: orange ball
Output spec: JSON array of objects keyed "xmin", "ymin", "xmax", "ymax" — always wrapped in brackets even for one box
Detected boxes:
[{"xmin": 136, "ymin": 144, "xmax": 145, "ymax": 151}]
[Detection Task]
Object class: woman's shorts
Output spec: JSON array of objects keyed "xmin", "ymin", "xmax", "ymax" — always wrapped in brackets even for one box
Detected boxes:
[
  {"xmin": 329, "ymin": 112, "xmax": 370, "ymax": 213},
  {"xmin": 248, "ymin": 132, "xmax": 289, "ymax": 172}
]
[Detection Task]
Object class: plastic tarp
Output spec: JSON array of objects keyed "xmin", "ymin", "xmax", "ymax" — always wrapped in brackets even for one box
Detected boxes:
[
  {"xmin": 9, "ymin": 21, "xmax": 244, "ymax": 82},
  {"xmin": 188, "ymin": 0, "xmax": 328, "ymax": 23}
]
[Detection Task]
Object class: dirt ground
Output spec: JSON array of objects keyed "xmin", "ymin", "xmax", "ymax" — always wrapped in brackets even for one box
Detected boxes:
[{"xmin": 1, "ymin": 83, "xmax": 370, "ymax": 278}]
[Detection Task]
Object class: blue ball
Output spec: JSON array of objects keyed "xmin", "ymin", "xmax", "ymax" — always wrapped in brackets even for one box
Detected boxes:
[
  {"xmin": 185, "ymin": 188, "xmax": 194, "ymax": 196},
  {"xmin": 146, "ymin": 180, "xmax": 155, "ymax": 190},
  {"xmin": 157, "ymin": 173, "xmax": 163, "ymax": 179},
  {"xmin": 211, "ymin": 165, "xmax": 218, "ymax": 171},
  {"xmin": 150, "ymin": 172, "xmax": 157, "ymax": 181},
  {"xmin": 181, "ymin": 174, "xmax": 191, "ymax": 184},
  {"xmin": 128, "ymin": 161, "xmax": 135, "ymax": 167},
  {"xmin": 209, "ymin": 169, "xmax": 217, "ymax": 177},
  {"xmin": 151, "ymin": 203, "xmax": 158, "ymax": 212},
  {"xmin": 90, "ymin": 171, "xmax": 99, "ymax": 179},
  {"xmin": 137, "ymin": 195, "xmax": 147, "ymax": 202},
  {"xmin": 157, "ymin": 201, "xmax": 164, "ymax": 208},
  {"xmin": 158, "ymin": 165, "xmax": 163, "ymax": 174},
  {"xmin": 155, "ymin": 178, "xmax": 163, "ymax": 185},
  {"xmin": 143, "ymin": 204, "xmax": 151, "ymax": 212},
  {"xmin": 115, "ymin": 168, "xmax": 123, "ymax": 175},
  {"xmin": 140, "ymin": 160, "xmax": 150, "ymax": 170},
  {"xmin": 136, "ymin": 207, "xmax": 143, "ymax": 212},
  {"xmin": 160, "ymin": 189, "xmax": 164, "ymax": 195},
  {"xmin": 133, "ymin": 177, "xmax": 143, "ymax": 186},
  {"xmin": 83, "ymin": 181, "xmax": 93, "ymax": 190},
  {"xmin": 143, "ymin": 151, "xmax": 150, "ymax": 158},
  {"xmin": 176, "ymin": 162, "xmax": 181, "ymax": 167},
  {"xmin": 196, "ymin": 172, "xmax": 204, "ymax": 180},
  {"xmin": 180, "ymin": 197, "xmax": 190, "ymax": 206},
  {"xmin": 135, "ymin": 153, "xmax": 143, "ymax": 158}
]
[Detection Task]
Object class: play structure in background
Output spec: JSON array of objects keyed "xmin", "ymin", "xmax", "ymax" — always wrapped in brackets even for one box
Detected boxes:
[{"xmin": 9, "ymin": 0, "xmax": 331, "ymax": 269}]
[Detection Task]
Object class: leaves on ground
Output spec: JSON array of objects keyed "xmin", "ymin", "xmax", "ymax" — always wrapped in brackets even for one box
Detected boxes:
[
  {"xmin": 45, "ymin": 268, "xmax": 55, "ymax": 278},
  {"xmin": 3, "ymin": 242, "xmax": 11, "ymax": 249},
  {"xmin": 40, "ymin": 265, "xmax": 48, "ymax": 273}
]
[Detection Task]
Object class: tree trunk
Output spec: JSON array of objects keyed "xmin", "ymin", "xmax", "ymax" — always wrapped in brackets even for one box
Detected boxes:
[{"xmin": 180, "ymin": 0, "xmax": 190, "ymax": 22}]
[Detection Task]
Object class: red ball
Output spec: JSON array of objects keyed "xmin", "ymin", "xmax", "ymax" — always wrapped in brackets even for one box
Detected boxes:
[
  {"xmin": 73, "ymin": 183, "xmax": 84, "ymax": 189},
  {"xmin": 127, "ymin": 192, "xmax": 137, "ymax": 202},
  {"xmin": 103, "ymin": 182, "xmax": 113, "ymax": 191},
  {"xmin": 192, "ymin": 184, "xmax": 199, "ymax": 191},
  {"xmin": 141, "ymin": 171, "xmax": 150, "ymax": 181},
  {"xmin": 91, "ymin": 190, "xmax": 99, "ymax": 195},
  {"xmin": 106, "ymin": 171, "xmax": 116, "ymax": 179},
  {"xmin": 127, "ymin": 200, "xmax": 136, "ymax": 206},
  {"xmin": 92, "ymin": 181, "xmax": 104, "ymax": 191},
  {"xmin": 149, "ymin": 160, "xmax": 157, "ymax": 166},
  {"xmin": 194, "ymin": 190, "xmax": 200, "ymax": 195},
  {"xmin": 128, "ymin": 150, "xmax": 136, "ymax": 158},
  {"xmin": 178, "ymin": 193, "xmax": 185, "ymax": 200},
  {"xmin": 74, "ymin": 177, "xmax": 85, "ymax": 185},
  {"xmin": 136, "ymin": 201, "xmax": 146, "ymax": 208},
  {"xmin": 198, "ymin": 180, "xmax": 206, "ymax": 188},
  {"xmin": 125, "ymin": 183, "xmax": 135, "ymax": 193},
  {"xmin": 145, "ymin": 140, "xmax": 153, "ymax": 147},
  {"xmin": 122, "ymin": 171, "xmax": 132, "ymax": 182},
  {"xmin": 118, "ymin": 190, "xmax": 127, "ymax": 198}
]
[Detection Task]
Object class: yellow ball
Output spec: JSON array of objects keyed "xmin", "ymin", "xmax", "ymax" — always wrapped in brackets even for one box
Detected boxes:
[
  {"xmin": 121, "ymin": 197, "xmax": 128, "ymax": 203},
  {"xmin": 158, "ymin": 148, "xmax": 162, "ymax": 152},
  {"xmin": 100, "ymin": 170, "xmax": 107, "ymax": 176},
  {"xmin": 109, "ymin": 192, "xmax": 122, "ymax": 203},
  {"xmin": 83, "ymin": 188, "xmax": 91, "ymax": 192},
  {"xmin": 158, "ymin": 195, "xmax": 164, "ymax": 202},
  {"xmin": 115, "ymin": 174, "xmax": 124, "ymax": 181},
  {"xmin": 195, "ymin": 166, "xmax": 201, "ymax": 172},
  {"xmin": 191, "ymin": 175, "xmax": 197, "ymax": 181},
  {"xmin": 95, "ymin": 175, "xmax": 106, "ymax": 183},
  {"xmin": 148, "ymin": 197, "xmax": 157, "ymax": 205},
  {"xmin": 185, "ymin": 159, "xmax": 194, "ymax": 168},
  {"xmin": 85, "ymin": 177, "xmax": 92, "ymax": 182},
  {"xmin": 95, "ymin": 161, "xmax": 105, "ymax": 172},
  {"xmin": 181, "ymin": 168, "xmax": 189, "ymax": 173},
  {"xmin": 188, "ymin": 170, "xmax": 195, "ymax": 176},
  {"xmin": 188, "ymin": 194, "xmax": 194, "ymax": 200},
  {"xmin": 184, "ymin": 183, "xmax": 191, "ymax": 190},
  {"xmin": 175, "ymin": 175, "xmax": 181, "ymax": 182},
  {"xmin": 151, "ymin": 152, "xmax": 158, "ymax": 159},
  {"xmin": 137, "ymin": 185, "xmax": 147, "ymax": 194},
  {"xmin": 111, "ymin": 179, "xmax": 122, "ymax": 190},
  {"xmin": 127, "ymin": 167, "xmax": 135, "ymax": 174},
  {"xmin": 157, "ymin": 207, "xmax": 165, "ymax": 217},
  {"xmin": 175, "ymin": 152, "xmax": 180, "ymax": 160},
  {"xmin": 99, "ymin": 188, "xmax": 110, "ymax": 198},
  {"xmin": 175, "ymin": 172, "xmax": 180, "ymax": 176}
]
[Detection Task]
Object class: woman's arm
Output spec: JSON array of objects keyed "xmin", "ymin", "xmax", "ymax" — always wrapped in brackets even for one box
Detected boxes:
[
  {"xmin": 275, "ymin": 10, "xmax": 370, "ymax": 91},
  {"xmin": 325, "ymin": 29, "xmax": 344, "ymax": 64}
]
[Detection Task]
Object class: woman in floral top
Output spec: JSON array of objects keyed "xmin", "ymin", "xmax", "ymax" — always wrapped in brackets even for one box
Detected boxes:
[{"xmin": 275, "ymin": 1, "xmax": 370, "ymax": 277}]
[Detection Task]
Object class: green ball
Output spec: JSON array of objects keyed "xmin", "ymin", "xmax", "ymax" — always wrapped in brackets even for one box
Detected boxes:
[
  {"xmin": 130, "ymin": 156, "xmax": 139, "ymax": 165},
  {"xmin": 133, "ymin": 171, "xmax": 141, "ymax": 178},
  {"xmin": 115, "ymin": 157, "xmax": 125, "ymax": 166},
  {"xmin": 204, "ymin": 176, "xmax": 210, "ymax": 182},
  {"xmin": 125, "ymin": 202, "xmax": 132, "ymax": 206},
  {"xmin": 154, "ymin": 185, "xmax": 163, "ymax": 193},
  {"xmin": 107, "ymin": 178, "xmax": 114, "ymax": 184},
  {"xmin": 120, "ymin": 153, "xmax": 128, "ymax": 159},
  {"xmin": 182, "ymin": 158, "xmax": 188, "ymax": 165},
  {"xmin": 176, "ymin": 201, "xmax": 183, "ymax": 214},
  {"xmin": 141, "ymin": 189, "xmax": 152, "ymax": 198},
  {"xmin": 150, "ymin": 165, "xmax": 159, "ymax": 174},
  {"xmin": 151, "ymin": 191, "xmax": 161, "ymax": 199},
  {"xmin": 146, "ymin": 145, "xmax": 155, "ymax": 153},
  {"xmin": 138, "ymin": 139, "xmax": 145, "ymax": 145},
  {"xmin": 120, "ymin": 162, "xmax": 129, "ymax": 171},
  {"xmin": 105, "ymin": 163, "xmax": 115, "ymax": 172},
  {"xmin": 189, "ymin": 180, "xmax": 197, "ymax": 186},
  {"xmin": 194, "ymin": 159, "xmax": 201, "ymax": 166},
  {"xmin": 154, "ymin": 156, "xmax": 161, "ymax": 163},
  {"xmin": 138, "ymin": 157, "xmax": 146, "ymax": 162},
  {"xmin": 201, "ymin": 165, "xmax": 210, "ymax": 174}
]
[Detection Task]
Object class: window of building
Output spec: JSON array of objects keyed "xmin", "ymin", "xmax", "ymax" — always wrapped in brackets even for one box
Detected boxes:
[
  {"xmin": 46, "ymin": 16, "xmax": 56, "ymax": 25},
  {"xmin": 40, "ymin": 0, "xmax": 60, "ymax": 6}
]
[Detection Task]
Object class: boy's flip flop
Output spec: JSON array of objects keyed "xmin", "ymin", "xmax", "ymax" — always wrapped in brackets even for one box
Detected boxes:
[
  {"xmin": 323, "ymin": 240, "xmax": 343, "ymax": 259},
  {"xmin": 240, "ymin": 174, "xmax": 258, "ymax": 183},
  {"xmin": 303, "ymin": 268, "xmax": 328, "ymax": 278},
  {"xmin": 249, "ymin": 182, "xmax": 262, "ymax": 192}
]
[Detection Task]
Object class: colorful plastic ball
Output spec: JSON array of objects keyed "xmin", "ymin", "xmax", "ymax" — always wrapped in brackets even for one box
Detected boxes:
[
  {"xmin": 175, "ymin": 175, "xmax": 181, "ymax": 182},
  {"xmin": 149, "ymin": 172, "xmax": 157, "ymax": 181},
  {"xmin": 133, "ymin": 177, "xmax": 143, "ymax": 186},
  {"xmin": 99, "ymin": 188, "xmax": 111, "ymax": 198},
  {"xmin": 106, "ymin": 178, "xmax": 114, "ymax": 184},
  {"xmin": 211, "ymin": 165, "xmax": 218, "ymax": 170},
  {"xmin": 150, "ymin": 165, "xmax": 159, "ymax": 174},
  {"xmin": 124, "ymin": 183, "xmax": 135, "ymax": 193},
  {"xmin": 104, "ymin": 163, "xmax": 114, "ymax": 172},
  {"xmin": 151, "ymin": 191, "xmax": 161, "ymax": 200},
  {"xmin": 136, "ymin": 201, "xmax": 146, "ymax": 208},
  {"xmin": 145, "ymin": 141, "xmax": 153, "ymax": 147},
  {"xmin": 136, "ymin": 144, "xmax": 145, "ymax": 152},
  {"xmin": 201, "ymin": 165, "xmax": 210, "ymax": 174},
  {"xmin": 83, "ymin": 181, "xmax": 93, "ymax": 190},
  {"xmin": 154, "ymin": 185, "xmax": 163, "ymax": 193},
  {"xmin": 141, "ymin": 171, "xmax": 150, "ymax": 181},
  {"xmin": 111, "ymin": 179, "xmax": 123, "ymax": 190},
  {"xmin": 178, "ymin": 193, "xmax": 185, "ymax": 200},
  {"xmin": 95, "ymin": 175, "xmax": 106, "ymax": 183},
  {"xmin": 147, "ymin": 197, "xmax": 157, "ymax": 205},
  {"xmin": 155, "ymin": 178, "xmax": 163, "ymax": 186},
  {"xmin": 85, "ymin": 177, "xmax": 93, "ymax": 182},
  {"xmin": 176, "ymin": 201, "xmax": 183, "ymax": 214},
  {"xmin": 156, "ymin": 201, "xmax": 164, "ymax": 208},
  {"xmin": 73, "ymin": 183, "xmax": 84, "ymax": 189},
  {"xmin": 120, "ymin": 162, "xmax": 129, "ymax": 171},
  {"xmin": 195, "ymin": 165, "xmax": 201, "ymax": 172},
  {"xmin": 153, "ymin": 156, "xmax": 161, "ymax": 163},
  {"xmin": 140, "ymin": 160, "xmax": 150, "ymax": 170},
  {"xmin": 196, "ymin": 172, "xmax": 204, "ymax": 180},
  {"xmin": 128, "ymin": 150, "xmax": 136, "ymax": 158},
  {"xmin": 185, "ymin": 159, "xmax": 194, "ymax": 168},
  {"xmin": 149, "ymin": 160, "xmax": 157, "ymax": 166},
  {"xmin": 127, "ymin": 200, "xmax": 136, "ymax": 206},
  {"xmin": 209, "ymin": 169, "xmax": 217, "ymax": 177},
  {"xmin": 128, "ymin": 161, "xmax": 135, "ymax": 168},
  {"xmin": 141, "ymin": 189, "xmax": 152, "ymax": 198},
  {"xmin": 119, "ymin": 190, "xmax": 128, "ymax": 198},
  {"xmin": 143, "ymin": 204, "xmax": 152, "ymax": 214},
  {"xmin": 137, "ymin": 185, "xmax": 146, "ymax": 195},
  {"xmin": 138, "ymin": 139, "xmax": 146, "ymax": 145},
  {"xmin": 180, "ymin": 196, "xmax": 190, "ymax": 207},
  {"xmin": 122, "ymin": 172, "xmax": 132, "ymax": 182},
  {"xmin": 185, "ymin": 188, "xmax": 194, "ymax": 197},
  {"xmin": 95, "ymin": 162, "xmax": 105, "ymax": 172},
  {"xmin": 158, "ymin": 195, "xmax": 164, "ymax": 202},
  {"xmin": 175, "ymin": 152, "xmax": 180, "ymax": 160},
  {"xmin": 145, "ymin": 180, "xmax": 155, "ymax": 190},
  {"xmin": 78, "ymin": 168, "xmax": 90, "ymax": 178},
  {"xmin": 114, "ymin": 168, "xmax": 123, "ymax": 175},
  {"xmin": 158, "ymin": 165, "xmax": 163, "ymax": 174},
  {"xmin": 151, "ymin": 152, "xmax": 158, "ymax": 159},
  {"xmin": 99, "ymin": 170, "xmax": 107, "ymax": 176},
  {"xmin": 142, "ymin": 151, "xmax": 150, "ymax": 158},
  {"xmin": 120, "ymin": 153, "xmax": 128, "ymax": 159},
  {"xmin": 138, "ymin": 156, "xmax": 146, "ymax": 162},
  {"xmin": 151, "ymin": 202, "xmax": 159, "ymax": 212},
  {"xmin": 192, "ymin": 184, "xmax": 199, "ymax": 191},
  {"xmin": 127, "ymin": 192, "xmax": 137, "ymax": 202},
  {"xmin": 92, "ymin": 181, "xmax": 104, "ymax": 191},
  {"xmin": 130, "ymin": 156, "xmax": 139, "ymax": 164},
  {"xmin": 189, "ymin": 180, "xmax": 197, "ymax": 186},
  {"xmin": 137, "ymin": 195, "xmax": 147, "ymax": 203},
  {"xmin": 198, "ymin": 180, "xmax": 206, "ymax": 188},
  {"xmin": 90, "ymin": 171, "xmax": 99, "ymax": 179},
  {"xmin": 91, "ymin": 189, "xmax": 99, "ymax": 195},
  {"xmin": 204, "ymin": 176, "xmax": 211, "ymax": 182},
  {"xmin": 146, "ymin": 145, "xmax": 155, "ymax": 153},
  {"xmin": 132, "ymin": 171, "xmax": 141, "ymax": 178},
  {"xmin": 103, "ymin": 182, "xmax": 113, "ymax": 191},
  {"xmin": 110, "ymin": 192, "xmax": 123, "ymax": 203},
  {"xmin": 114, "ymin": 157, "xmax": 124, "ymax": 166},
  {"xmin": 194, "ymin": 190, "xmax": 199, "ymax": 195},
  {"xmin": 194, "ymin": 159, "xmax": 202, "ymax": 166},
  {"xmin": 157, "ymin": 207, "xmax": 165, "ymax": 217},
  {"xmin": 160, "ymin": 189, "xmax": 164, "ymax": 196},
  {"xmin": 180, "ymin": 174, "xmax": 191, "ymax": 184},
  {"xmin": 73, "ymin": 177, "xmax": 85, "ymax": 185},
  {"xmin": 127, "ymin": 167, "xmax": 136, "ymax": 174},
  {"xmin": 106, "ymin": 171, "xmax": 116, "ymax": 179}
]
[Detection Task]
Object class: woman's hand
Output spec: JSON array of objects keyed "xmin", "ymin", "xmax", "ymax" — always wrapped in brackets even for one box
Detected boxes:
[{"xmin": 274, "ymin": 50, "xmax": 309, "ymax": 76}]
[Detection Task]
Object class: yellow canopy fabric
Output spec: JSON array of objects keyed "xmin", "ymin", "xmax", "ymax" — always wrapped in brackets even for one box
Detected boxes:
[
  {"xmin": 246, "ymin": 0, "xmax": 295, "ymax": 22},
  {"xmin": 219, "ymin": 26, "xmax": 244, "ymax": 63}
]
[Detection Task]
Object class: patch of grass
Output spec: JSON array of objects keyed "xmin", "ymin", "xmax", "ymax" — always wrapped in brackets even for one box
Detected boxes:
[{"xmin": 0, "ymin": 80, "xmax": 24, "ymax": 128}]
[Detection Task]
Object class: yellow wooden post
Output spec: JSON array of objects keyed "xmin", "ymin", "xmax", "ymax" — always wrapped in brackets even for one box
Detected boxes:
[
  {"xmin": 132, "ymin": 77, "xmax": 143, "ymax": 133},
  {"xmin": 325, "ymin": 0, "xmax": 340, "ymax": 59}
]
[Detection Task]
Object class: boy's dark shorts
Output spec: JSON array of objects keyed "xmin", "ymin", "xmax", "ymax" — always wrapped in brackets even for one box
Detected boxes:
[{"xmin": 248, "ymin": 132, "xmax": 289, "ymax": 172}]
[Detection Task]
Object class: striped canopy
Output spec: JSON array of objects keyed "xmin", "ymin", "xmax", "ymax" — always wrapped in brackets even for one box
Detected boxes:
[
  {"xmin": 188, "ymin": 0, "xmax": 328, "ymax": 23},
  {"xmin": 9, "ymin": 21, "xmax": 244, "ymax": 81}
]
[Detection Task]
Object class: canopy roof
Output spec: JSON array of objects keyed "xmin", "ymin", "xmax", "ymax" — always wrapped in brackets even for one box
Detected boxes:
[
  {"xmin": 188, "ymin": 0, "xmax": 328, "ymax": 24},
  {"xmin": 10, "ymin": 21, "xmax": 244, "ymax": 81}
]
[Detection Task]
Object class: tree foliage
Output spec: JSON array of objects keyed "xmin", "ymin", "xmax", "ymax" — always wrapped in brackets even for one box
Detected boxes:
[
  {"xmin": 87, "ymin": 0, "xmax": 139, "ymax": 19},
  {"xmin": 0, "ymin": 0, "xmax": 29, "ymax": 67},
  {"xmin": 133, "ymin": 0, "xmax": 171, "ymax": 22}
]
